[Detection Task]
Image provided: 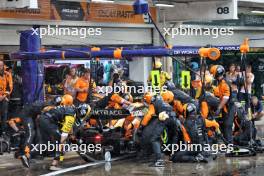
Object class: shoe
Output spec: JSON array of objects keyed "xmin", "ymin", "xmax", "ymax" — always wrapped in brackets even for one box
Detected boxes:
[
  {"xmin": 149, "ymin": 159, "xmax": 165, "ymax": 167},
  {"xmin": 21, "ymin": 155, "xmax": 30, "ymax": 168},
  {"xmin": 14, "ymin": 151, "xmax": 21, "ymax": 159},
  {"xmin": 49, "ymin": 165, "xmax": 62, "ymax": 171}
]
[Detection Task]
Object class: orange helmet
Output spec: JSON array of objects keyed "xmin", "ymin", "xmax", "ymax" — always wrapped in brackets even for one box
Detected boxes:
[
  {"xmin": 210, "ymin": 65, "xmax": 218, "ymax": 76},
  {"xmin": 144, "ymin": 92, "xmax": 153, "ymax": 104},
  {"xmin": 61, "ymin": 94, "xmax": 73, "ymax": 106},
  {"xmin": 210, "ymin": 65, "xmax": 225, "ymax": 78},
  {"xmin": 161, "ymin": 91, "xmax": 174, "ymax": 104}
]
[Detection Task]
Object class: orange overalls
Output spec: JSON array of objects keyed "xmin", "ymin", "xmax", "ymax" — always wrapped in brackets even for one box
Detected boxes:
[
  {"xmin": 0, "ymin": 70, "xmax": 13, "ymax": 96},
  {"xmin": 213, "ymin": 79, "xmax": 231, "ymax": 113},
  {"xmin": 141, "ymin": 104, "xmax": 156, "ymax": 127},
  {"xmin": 0, "ymin": 70, "xmax": 13, "ymax": 133}
]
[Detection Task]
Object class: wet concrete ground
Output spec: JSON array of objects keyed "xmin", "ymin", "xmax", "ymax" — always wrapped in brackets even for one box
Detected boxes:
[
  {"xmin": 1, "ymin": 153, "xmax": 264, "ymax": 176},
  {"xmin": 0, "ymin": 120, "xmax": 264, "ymax": 176},
  {"xmin": 64, "ymin": 155, "xmax": 264, "ymax": 176}
]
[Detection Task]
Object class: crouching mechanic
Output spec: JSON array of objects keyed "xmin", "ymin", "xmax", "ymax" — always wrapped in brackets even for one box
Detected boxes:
[
  {"xmin": 170, "ymin": 103, "xmax": 216, "ymax": 163},
  {"xmin": 233, "ymin": 102, "xmax": 257, "ymax": 146},
  {"xmin": 251, "ymin": 96, "xmax": 264, "ymax": 121},
  {"xmin": 39, "ymin": 94, "xmax": 76, "ymax": 171},
  {"xmin": 139, "ymin": 91, "xmax": 182, "ymax": 167},
  {"xmin": 8, "ymin": 96, "xmax": 63, "ymax": 168}
]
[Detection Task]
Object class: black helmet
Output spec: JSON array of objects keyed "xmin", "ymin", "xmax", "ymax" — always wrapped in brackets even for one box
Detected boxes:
[
  {"xmin": 53, "ymin": 96, "xmax": 62, "ymax": 106},
  {"xmin": 164, "ymin": 81, "xmax": 176, "ymax": 91},
  {"xmin": 216, "ymin": 65, "xmax": 225, "ymax": 78},
  {"xmin": 210, "ymin": 65, "xmax": 225, "ymax": 79},
  {"xmin": 77, "ymin": 104, "xmax": 91, "ymax": 120},
  {"xmin": 185, "ymin": 103, "xmax": 197, "ymax": 117}
]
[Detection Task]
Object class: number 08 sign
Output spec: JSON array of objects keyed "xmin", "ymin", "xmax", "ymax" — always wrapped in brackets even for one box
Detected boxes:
[{"xmin": 162, "ymin": 0, "xmax": 238, "ymax": 21}]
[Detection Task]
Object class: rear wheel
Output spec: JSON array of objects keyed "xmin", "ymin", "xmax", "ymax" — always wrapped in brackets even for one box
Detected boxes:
[{"xmin": 0, "ymin": 138, "xmax": 10, "ymax": 154}]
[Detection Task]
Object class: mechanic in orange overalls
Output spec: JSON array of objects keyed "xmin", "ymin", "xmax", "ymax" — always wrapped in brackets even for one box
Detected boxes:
[
  {"xmin": 0, "ymin": 60, "xmax": 13, "ymax": 136},
  {"xmin": 74, "ymin": 68, "xmax": 96, "ymax": 105},
  {"xmin": 210, "ymin": 65, "xmax": 235, "ymax": 144}
]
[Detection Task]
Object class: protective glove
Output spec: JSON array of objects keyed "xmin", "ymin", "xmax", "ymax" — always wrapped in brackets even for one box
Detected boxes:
[
  {"xmin": 215, "ymin": 108, "xmax": 221, "ymax": 116},
  {"xmin": 159, "ymin": 111, "xmax": 169, "ymax": 121}
]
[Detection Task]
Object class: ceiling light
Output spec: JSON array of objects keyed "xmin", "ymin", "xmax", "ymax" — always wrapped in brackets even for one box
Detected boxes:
[
  {"xmin": 239, "ymin": 0, "xmax": 264, "ymax": 3},
  {"xmin": 155, "ymin": 3, "xmax": 174, "ymax": 8},
  {"xmin": 251, "ymin": 10, "xmax": 264, "ymax": 14},
  {"xmin": 91, "ymin": 0, "xmax": 115, "ymax": 3}
]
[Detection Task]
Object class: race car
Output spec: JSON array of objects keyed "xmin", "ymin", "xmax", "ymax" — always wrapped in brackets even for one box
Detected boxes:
[{"xmin": 74, "ymin": 104, "xmax": 147, "ymax": 162}]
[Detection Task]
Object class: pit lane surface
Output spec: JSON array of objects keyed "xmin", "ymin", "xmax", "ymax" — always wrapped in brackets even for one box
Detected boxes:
[
  {"xmin": 1, "ymin": 153, "xmax": 264, "ymax": 176},
  {"xmin": 0, "ymin": 120, "xmax": 264, "ymax": 176}
]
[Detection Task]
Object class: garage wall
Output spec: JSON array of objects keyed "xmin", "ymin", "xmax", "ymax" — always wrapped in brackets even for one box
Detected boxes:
[
  {"xmin": 42, "ymin": 27, "xmax": 152, "ymax": 46},
  {"xmin": 0, "ymin": 24, "xmax": 152, "ymax": 46},
  {"xmin": 129, "ymin": 57, "xmax": 153, "ymax": 87},
  {"xmin": 167, "ymin": 25, "xmax": 264, "ymax": 47}
]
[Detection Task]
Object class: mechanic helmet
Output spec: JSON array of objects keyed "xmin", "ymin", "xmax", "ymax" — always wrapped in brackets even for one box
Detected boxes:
[
  {"xmin": 161, "ymin": 90, "xmax": 174, "ymax": 104},
  {"xmin": 164, "ymin": 81, "xmax": 176, "ymax": 91},
  {"xmin": 210, "ymin": 65, "xmax": 225, "ymax": 78},
  {"xmin": 183, "ymin": 103, "xmax": 197, "ymax": 118},
  {"xmin": 53, "ymin": 96, "xmax": 62, "ymax": 106},
  {"xmin": 154, "ymin": 61, "xmax": 162, "ymax": 69},
  {"xmin": 144, "ymin": 92, "xmax": 153, "ymax": 104},
  {"xmin": 61, "ymin": 94, "xmax": 73, "ymax": 106},
  {"xmin": 77, "ymin": 103, "xmax": 91, "ymax": 120},
  {"xmin": 190, "ymin": 62, "xmax": 199, "ymax": 71}
]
